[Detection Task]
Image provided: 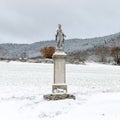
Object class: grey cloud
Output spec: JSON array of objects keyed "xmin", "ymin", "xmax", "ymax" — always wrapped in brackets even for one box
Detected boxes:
[{"xmin": 0, "ymin": 0, "xmax": 120, "ymax": 43}]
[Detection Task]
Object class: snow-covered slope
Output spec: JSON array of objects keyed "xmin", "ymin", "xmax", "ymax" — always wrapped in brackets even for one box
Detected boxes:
[
  {"xmin": 0, "ymin": 32, "xmax": 120, "ymax": 58},
  {"xmin": 0, "ymin": 62, "xmax": 120, "ymax": 120}
]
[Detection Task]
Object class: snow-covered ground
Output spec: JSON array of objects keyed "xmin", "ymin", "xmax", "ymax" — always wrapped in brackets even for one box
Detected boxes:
[{"xmin": 0, "ymin": 62, "xmax": 120, "ymax": 120}]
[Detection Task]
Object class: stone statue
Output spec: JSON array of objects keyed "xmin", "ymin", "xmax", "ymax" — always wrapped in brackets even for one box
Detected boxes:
[{"xmin": 55, "ymin": 24, "xmax": 66, "ymax": 49}]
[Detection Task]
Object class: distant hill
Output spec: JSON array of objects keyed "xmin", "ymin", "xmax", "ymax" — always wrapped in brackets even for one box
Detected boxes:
[{"xmin": 0, "ymin": 32, "xmax": 120, "ymax": 59}]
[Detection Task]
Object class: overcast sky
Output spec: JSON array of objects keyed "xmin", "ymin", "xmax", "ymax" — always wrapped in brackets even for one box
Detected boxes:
[{"xmin": 0, "ymin": 0, "xmax": 120, "ymax": 44}]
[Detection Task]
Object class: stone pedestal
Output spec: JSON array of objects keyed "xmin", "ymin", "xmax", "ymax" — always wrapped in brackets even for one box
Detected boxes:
[
  {"xmin": 44, "ymin": 94, "xmax": 75, "ymax": 100},
  {"xmin": 52, "ymin": 49, "xmax": 67, "ymax": 93}
]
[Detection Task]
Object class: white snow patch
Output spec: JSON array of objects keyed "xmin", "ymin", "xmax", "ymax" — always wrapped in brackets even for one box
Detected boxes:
[{"xmin": 0, "ymin": 62, "xmax": 120, "ymax": 120}]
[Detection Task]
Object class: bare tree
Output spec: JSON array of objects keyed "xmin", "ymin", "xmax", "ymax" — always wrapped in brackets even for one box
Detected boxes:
[
  {"xmin": 95, "ymin": 47, "xmax": 109, "ymax": 62},
  {"xmin": 40, "ymin": 46, "xmax": 55, "ymax": 59},
  {"xmin": 111, "ymin": 47, "xmax": 120, "ymax": 65}
]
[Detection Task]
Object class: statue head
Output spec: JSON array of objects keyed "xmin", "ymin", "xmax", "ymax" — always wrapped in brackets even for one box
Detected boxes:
[{"xmin": 58, "ymin": 24, "xmax": 61, "ymax": 30}]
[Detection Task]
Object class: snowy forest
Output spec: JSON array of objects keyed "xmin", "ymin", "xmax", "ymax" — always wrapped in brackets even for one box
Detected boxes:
[{"xmin": 0, "ymin": 32, "xmax": 120, "ymax": 64}]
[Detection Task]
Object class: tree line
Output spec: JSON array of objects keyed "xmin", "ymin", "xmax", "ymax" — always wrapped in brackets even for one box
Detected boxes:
[{"xmin": 40, "ymin": 46, "xmax": 120, "ymax": 65}]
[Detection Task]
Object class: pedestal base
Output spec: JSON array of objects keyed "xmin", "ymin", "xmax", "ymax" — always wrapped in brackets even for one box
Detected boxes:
[
  {"xmin": 43, "ymin": 94, "xmax": 76, "ymax": 100},
  {"xmin": 52, "ymin": 84, "xmax": 67, "ymax": 93}
]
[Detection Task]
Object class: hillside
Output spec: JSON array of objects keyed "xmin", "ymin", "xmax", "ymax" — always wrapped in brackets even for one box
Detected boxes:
[{"xmin": 0, "ymin": 32, "xmax": 120, "ymax": 59}]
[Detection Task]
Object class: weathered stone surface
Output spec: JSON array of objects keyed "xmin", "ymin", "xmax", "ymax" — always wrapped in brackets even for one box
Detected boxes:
[
  {"xmin": 52, "ymin": 85, "xmax": 67, "ymax": 93},
  {"xmin": 43, "ymin": 94, "xmax": 76, "ymax": 100},
  {"xmin": 52, "ymin": 51, "xmax": 67, "ymax": 84}
]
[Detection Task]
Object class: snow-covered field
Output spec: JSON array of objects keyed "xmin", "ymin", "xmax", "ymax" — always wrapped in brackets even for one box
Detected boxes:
[{"xmin": 0, "ymin": 62, "xmax": 120, "ymax": 120}]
